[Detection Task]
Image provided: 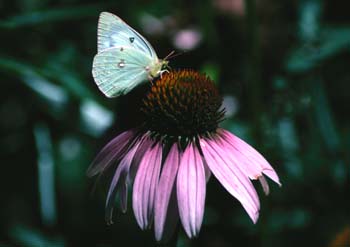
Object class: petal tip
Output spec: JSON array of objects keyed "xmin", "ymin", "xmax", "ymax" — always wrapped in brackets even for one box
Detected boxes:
[{"xmin": 252, "ymin": 210, "xmax": 259, "ymax": 224}]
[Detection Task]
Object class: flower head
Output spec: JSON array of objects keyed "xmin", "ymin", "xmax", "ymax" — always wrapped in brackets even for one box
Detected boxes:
[{"xmin": 87, "ymin": 70, "xmax": 281, "ymax": 241}]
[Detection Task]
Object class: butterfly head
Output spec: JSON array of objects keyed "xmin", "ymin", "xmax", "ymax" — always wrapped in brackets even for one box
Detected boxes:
[{"xmin": 149, "ymin": 59, "xmax": 169, "ymax": 78}]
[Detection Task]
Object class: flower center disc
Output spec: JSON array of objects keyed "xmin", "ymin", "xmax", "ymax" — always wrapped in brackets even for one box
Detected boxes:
[{"xmin": 142, "ymin": 70, "xmax": 224, "ymax": 140}]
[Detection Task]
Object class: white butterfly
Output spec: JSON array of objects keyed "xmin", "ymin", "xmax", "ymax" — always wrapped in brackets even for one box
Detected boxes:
[{"xmin": 92, "ymin": 12, "xmax": 169, "ymax": 98}]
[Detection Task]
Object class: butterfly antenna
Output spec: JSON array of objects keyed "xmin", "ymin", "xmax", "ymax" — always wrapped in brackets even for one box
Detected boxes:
[
  {"xmin": 164, "ymin": 50, "xmax": 175, "ymax": 61},
  {"xmin": 164, "ymin": 50, "xmax": 186, "ymax": 60}
]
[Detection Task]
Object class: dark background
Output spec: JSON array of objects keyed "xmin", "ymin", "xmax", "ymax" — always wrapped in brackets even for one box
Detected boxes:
[{"xmin": 0, "ymin": 0, "xmax": 349, "ymax": 246}]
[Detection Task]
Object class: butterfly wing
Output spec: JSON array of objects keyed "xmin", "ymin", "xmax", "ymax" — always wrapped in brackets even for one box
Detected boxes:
[
  {"xmin": 97, "ymin": 12, "xmax": 158, "ymax": 59},
  {"xmin": 92, "ymin": 46, "xmax": 152, "ymax": 97}
]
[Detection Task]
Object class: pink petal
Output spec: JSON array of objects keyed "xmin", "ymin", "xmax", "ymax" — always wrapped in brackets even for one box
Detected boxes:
[
  {"xmin": 118, "ymin": 133, "xmax": 153, "ymax": 216},
  {"xmin": 87, "ymin": 130, "xmax": 136, "ymax": 177},
  {"xmin": 155, "ymin": 187, "xmax": 179, "ymax": 243},
  {"xmin": 214, "ymin": 139, "xmax": 260, "ymax": 207},
  {"xmin": 203, "ymin": 160, "xmax": 212, "ymax": 182},
  {"xmin": 200, "ymin": 138, "xmax": 260, "ymax": 223},
  {"xmin": 105, "ymin": 141, "xmax": 140, "ymax": 224},
  {"xmin": 177, "ymin": 143, "xmax": 206, "ymax": 238},
  {"xmin": 128, "ymin": 132, "xmax": 154, "ymax": 183},
  {"xmin": 259, "ymin": 176, "xmax": 269, "ymax": 195},
  {"xmin": 154, "ymin": 144, "xmax": 180, "ymax": 241},
  {"xmin": 219, "ymin": 129, "xmax": 281, "ymax": 186},
  {"xmin": 119, "ymin": 181, "xmax": 128, "ymax": 213},
  {"xmin": 132, "ymin": 142, "xmax": 162, "ymax": 229}
]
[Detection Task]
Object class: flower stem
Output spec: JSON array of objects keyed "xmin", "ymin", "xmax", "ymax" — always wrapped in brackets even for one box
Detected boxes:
[{"xmin": 244, "ymin": 0, "xmax": 263, "ymax": 141}]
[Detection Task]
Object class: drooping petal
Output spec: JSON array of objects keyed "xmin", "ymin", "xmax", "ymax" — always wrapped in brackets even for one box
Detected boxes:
[
  {"xmin": 128, "ymin": 132, "xmax": 153, "ymax": 183},
  {"xmin": 203, "ymin": 160, "xmax": 212, "ymax": 182},
  {"xmin": 154, "ymin": 144, "xmax": 180, "ymax": 241},
  {"xmin": 258, "ymin": 176, "xmax": 269, "ymax": 195},
  {"xmin": 105, "ymin": 141, "xmax": 141, "ymax": 223},
  {"xmin": 87, "ymin": 130, "xmax": 136, "ymax": 177},
  {"xmin": 119, "ymin": 182, "xmax": 128, "ymax": 213},
  {"xmin": 214, "ymin": 139, "xmax": 260, "ymax": 207},
  {"xmin": 219, "ymin": 129, "xmax": 281, "ymax": 186},
  {"xmin": 132, "ymin": 142, "xmax": 162, "ymax": 229},
  {"xmin": 177, "ymin": 143, "xmax": 206, "ymax": 238},
  {"xmin": 157, "ymin": 188, "xmax": 178, "ymax": 243},
  {"xmin": 200, "ymin": 138, "xmax": 260, "ymax": 223}
]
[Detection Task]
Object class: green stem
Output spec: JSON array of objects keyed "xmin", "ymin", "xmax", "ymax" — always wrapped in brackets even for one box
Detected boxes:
[{"xmin": 244, "ymin": 0, "xmax": 262, "ymax": 141}]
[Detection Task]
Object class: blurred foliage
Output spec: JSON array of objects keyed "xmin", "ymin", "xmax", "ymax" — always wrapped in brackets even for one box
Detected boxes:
[{"xmin": 0, "ymin": 0, "xmax": 349, "ymax": 246}]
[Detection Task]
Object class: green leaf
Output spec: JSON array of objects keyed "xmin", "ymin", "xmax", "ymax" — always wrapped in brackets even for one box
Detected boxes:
[
  {"xmin": 286, "ymin": 27, "xmax": 350, "ymax": 73},
  {"xmin": 0, "ymin": 4, "xmax": 107, "ymax": 29}
]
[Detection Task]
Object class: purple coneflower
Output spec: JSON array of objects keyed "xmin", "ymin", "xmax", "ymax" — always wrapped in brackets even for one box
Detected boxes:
[{"xmin": 87, "ymin": 70, "xmax": 281, "ymax": 241}]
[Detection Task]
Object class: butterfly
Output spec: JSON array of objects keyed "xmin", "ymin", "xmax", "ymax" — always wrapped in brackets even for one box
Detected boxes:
[{"xmin": 92, "ymin": 12, "xmax": 170, "ymax": 98}]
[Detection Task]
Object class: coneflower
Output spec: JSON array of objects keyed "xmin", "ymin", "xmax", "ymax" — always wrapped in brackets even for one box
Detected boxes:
[{"xmin": 87, "ymin": 70, "xmax": 281, "ymax": 241}]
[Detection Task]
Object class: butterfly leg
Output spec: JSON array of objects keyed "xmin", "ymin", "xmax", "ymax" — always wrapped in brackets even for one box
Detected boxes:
[
  {"xmin": 160, "ymin": 69, "xmax": 170, "ymax": 78},
  {"xmin": 148, "ymin": 75, "xmax": 154, "ymax": 86}
]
